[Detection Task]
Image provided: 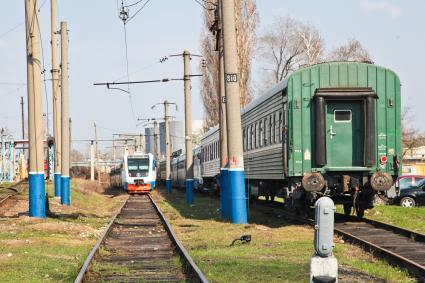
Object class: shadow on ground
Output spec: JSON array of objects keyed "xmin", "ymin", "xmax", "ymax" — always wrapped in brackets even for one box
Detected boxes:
[{"xmin": 155, "ymin": 186, "xmax": 297, "ymax": 229}]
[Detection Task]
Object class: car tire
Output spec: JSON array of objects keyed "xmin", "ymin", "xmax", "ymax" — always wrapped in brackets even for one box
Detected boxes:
[{"xmin": 400, "ymin": 197, "xmax": 416, "ymax": 208}]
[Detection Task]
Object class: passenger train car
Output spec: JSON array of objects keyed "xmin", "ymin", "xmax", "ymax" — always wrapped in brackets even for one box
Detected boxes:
[
  {"xmin": 110, "ymin": 152, "xmax": 157, "ymax": 194},
  {"xmin": 160, "ymin": 62, "xmax": 402, "ymax": 217}
]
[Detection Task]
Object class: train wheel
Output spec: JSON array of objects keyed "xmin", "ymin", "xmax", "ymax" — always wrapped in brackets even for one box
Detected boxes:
[{"xmin": 343, "ymin": 204, "xmax": 352, "ymax": 216}]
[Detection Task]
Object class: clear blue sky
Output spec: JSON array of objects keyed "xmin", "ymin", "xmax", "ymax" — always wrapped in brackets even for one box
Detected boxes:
[{"xmin": 1, "ymin": 0, "xmax": 424, "ymax": 152}]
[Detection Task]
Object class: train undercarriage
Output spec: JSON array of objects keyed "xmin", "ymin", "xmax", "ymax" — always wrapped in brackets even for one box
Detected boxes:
[{"xmin": 246, "ymin": 171, "xmax": 393, "ymax": 218}]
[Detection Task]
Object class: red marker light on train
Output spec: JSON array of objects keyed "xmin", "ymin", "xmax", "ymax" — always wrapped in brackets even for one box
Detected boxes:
[{"xmin": 380, "ymin": 156, "xmax": 388, "ymax": 165}]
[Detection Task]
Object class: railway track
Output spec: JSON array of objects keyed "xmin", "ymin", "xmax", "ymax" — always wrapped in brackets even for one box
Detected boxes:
[
  {"xmin": 0, "ymin": 180, "xmax": 26, "ymax": 210},
  {"xmin": 255, "ymin": 200, "xmax": 425, "ymax": 281},
  {"xmin": 75, "ymin": 194, "xmax": 208, "ymax": 283}
]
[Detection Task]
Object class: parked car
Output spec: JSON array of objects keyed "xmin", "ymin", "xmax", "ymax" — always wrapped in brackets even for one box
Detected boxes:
[
  {"xmin": 397, "ymin": 175, "xmax": 425, "ymax": 190},
  {"xmin": 395, "ymin": 178, "xmax": 425, "ymax": 207}
]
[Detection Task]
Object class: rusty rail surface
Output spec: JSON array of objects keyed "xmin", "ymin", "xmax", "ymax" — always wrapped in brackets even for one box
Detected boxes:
[
  {"xmin": 75, "ymin": 194, "xmax": 208, "ymax": 283},
  {"xmin": 255, "ymin": 200, "xmax": 425, "ymax": 281}
]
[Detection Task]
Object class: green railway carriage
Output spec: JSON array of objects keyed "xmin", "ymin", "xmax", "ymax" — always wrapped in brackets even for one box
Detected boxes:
[{"xmin": 242, "ymin": 61, "xmax": 401, "ymax": 216}]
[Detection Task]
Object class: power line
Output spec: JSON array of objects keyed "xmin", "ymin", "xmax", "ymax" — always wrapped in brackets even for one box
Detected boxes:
[
  {"xmin": 126, "ymin": 0, "xmax": 153, "ymax": 24},
  {"xmin": 193, "ymin": 0, "xmax": 215, "ymax": 10},
  {"xmin": 0, "ymin": 22, "xmax": 24, "ymax": 40},
  {"xmin": 34, "ymin": 4, "xmax": 50, "ymax": 135},
  {"xmin": 124, "ymin": 0, "xmax": 145, "ymax": 8}
]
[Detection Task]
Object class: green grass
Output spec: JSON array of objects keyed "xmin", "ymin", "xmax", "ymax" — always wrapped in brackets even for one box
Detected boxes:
[
  {"xmin": 0, "ymin": 179, "xmax": 127, "ymax": 282},
  {"xmin": 336, "ymin": 204, "xmax": 425, "ymax": 234},
  {"xmin": 153, "ymin": 190, "xmax": 414, "ymax": 283}
]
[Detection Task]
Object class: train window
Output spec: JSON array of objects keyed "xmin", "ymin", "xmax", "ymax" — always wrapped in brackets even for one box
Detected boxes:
[
  {"xmin": 271, "ymin": 115, "xmax": 275, "ymax": 144},
  {"xmin": 255, "ymin": 122, "xmax": 259, "ymax": 148},
  {"xmin": 265, "ymin": 117, "xmax": 269, "ymax": 146},
  {"xmin": 258, "ymin": 120, "xmax": 264, "ymax": 147},
  {"xmin": 251, "ymin": 125, "xmax": 255, "ymax": 149},
  {"xmin": 279, "ymin": 111, "xmax": 283, "ymax": 142},
  {"xmin": 275, "ymin": 112, "xmax": 279, "ymax": 143},
  {"xmin": 243, "ymin": 128, "xmax": 246, "ymax": 150},
  {"xmin": 334, "ymin": 110, "xmax": 351, "ymax": 122}
]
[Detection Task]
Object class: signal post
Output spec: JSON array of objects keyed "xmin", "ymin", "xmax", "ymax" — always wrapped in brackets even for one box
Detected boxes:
[
  {"xmin": 25, "ymin": 0, "xmax": 46, "ymax": 218},
  {"xmin": 221, "ymin": 0, "xmax": 248, "ymax": 223}
]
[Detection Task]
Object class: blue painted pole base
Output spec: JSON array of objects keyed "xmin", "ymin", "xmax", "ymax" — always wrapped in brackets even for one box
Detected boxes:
[
  {"xmin": 29, "ymin": 173, "xmax": 46, "ymax": 219},
  {"xmin": 229, "ymin": 169, "xmax": 248, "ymax": 224},
  {"xmin": 220, "ymin": 169, "xmax": 230, "ymax": 219},
  {"xmin": 54, "ymin": 173, "xmax": 61, "ymax": 198},
  {"xmin": 186, "ymin": 179, "xmax": 194, "ymax": 204},
  {"xmin": 60, "ymin": 176, "xmax": 70, "ymax": 206},
  {"xmin": 166, "ymin": 179, "xmax": 171, "ymax": 194}
]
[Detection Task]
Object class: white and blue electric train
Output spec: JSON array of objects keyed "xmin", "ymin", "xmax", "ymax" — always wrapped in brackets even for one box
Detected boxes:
[{"xmin": 110, "ymin": 152, "xmax": 157, "ymax": 193}]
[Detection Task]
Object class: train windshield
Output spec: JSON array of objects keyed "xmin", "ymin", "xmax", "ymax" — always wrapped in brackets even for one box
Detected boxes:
[{"xmin": 127, "ymin": 158, "xmax": 150, "ymax": 177}]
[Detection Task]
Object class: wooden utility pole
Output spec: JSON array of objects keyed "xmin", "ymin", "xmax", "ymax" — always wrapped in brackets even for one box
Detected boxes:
[
  {"xmin": 221, "ymin": 0, "xmax": 247, "ymax": 224},
  {"xmin": 25, "ymin": 0, "xmax": 46, "ymax": 218},
  {"xmin": 60, "ymin": 21, "xmax": 70, "ymax": 206},
  {"xmin": 51, "ymin": 0, "xmax": 62, "ymax": 197}
]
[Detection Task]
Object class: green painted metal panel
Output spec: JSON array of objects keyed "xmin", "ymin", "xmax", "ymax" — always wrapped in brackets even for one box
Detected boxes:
[
  {"xmin": 286, "ymin": 62, "xmax": 402, "ymax": 177},
  {"xmin": 325, "ymin": 101, "xmax": 363, "ymax": 167}
]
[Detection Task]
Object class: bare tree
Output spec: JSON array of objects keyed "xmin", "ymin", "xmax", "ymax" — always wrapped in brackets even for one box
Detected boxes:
[
  {"xmin": 297, "ymin": 23, "xmax": 324, "ymax": 66},
  {"xmin": 257, "ymin": 17, "xmax": 303, "ymax": 85},
  {"xmin": 328, "ymin": 38, "xmax": 372, "ymax": 62},
  {"xmin": 257, "ymin": 16, "xmax": 324, "ymax": 89},
  {"xmin": 401, "ymin": 106, "xmax": 424, "ymax": 158},
  {"xmin": 200, "ymin": 0, "xmax": 259, "ymax": 127},
  {"xmin": 71, "ymin": 149, "xmax": 85, "ymax": 162}
]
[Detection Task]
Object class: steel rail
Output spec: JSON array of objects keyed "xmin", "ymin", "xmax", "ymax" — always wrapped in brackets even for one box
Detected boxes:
[
  {"xmin": 0, "ymin": 180, "xmax": 27, "ymax": 206},
  {"xmin": 254, "ymin": 200, "xmax": 425, "ymax": 280},
  {"xmin": 73, "ymin": 195, "xmax": 129, "ymax": 283},
  {"xmin": 149, "ymin": 194, "xmax": 209, "ymax": 283},
  {"xmin": 74, "ymin": 194, "xmax": 208, "ymax": 283},
  {"xmin": 335, "ymin": 213, "xmax": 425, "ymax": 243},
  {"xmin": 334, "ymin": 225, "xmax": 425, "ymax": 280}
]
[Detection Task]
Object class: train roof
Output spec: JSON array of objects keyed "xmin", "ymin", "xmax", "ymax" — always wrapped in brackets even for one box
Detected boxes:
[
  {"xmin": 242, "ymin": 78, "xmax": 288, "ymax": 115},
  {"xmin": 201, "ymin": 124, "xmax": 219, "ymax": 141}
]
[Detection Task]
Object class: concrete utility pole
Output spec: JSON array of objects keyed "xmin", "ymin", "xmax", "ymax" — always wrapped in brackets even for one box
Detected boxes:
[
  {"xmin": 94, "ymin": 122, "xmax": 100, "ymax": 184},
  {"xmin": 183, "ymin": 50, "xmax": 194, "ymax": 204},
  {"xmin": 153, "ymin": 121, "xmax": 159, "ymax": 160},
  {"xmin": 153, "ymin": 101, "xmax": 177, "ymax": 194},
  {"xmin": 20, "ymin": 97, "xmax": 25, "ymax": 139},
  {"xmin": 164, "ymin": 101, "xmax": 171, "ymax": 194},
  {"xmin": 25, "ymin": 0, "xmax": 46, "ymax": 218},
  {"xmin": 51, "ymin": 0, "xmax": 61, "ymax": 197},
  {"xmin": 112, "ymin": 136, "xmax": 116, "ymax": 161},
  {"xmin": 221, "ymin": 0, "xmax": 247, "ymax": 224},
  {"xmin": 90, "ymin": 141, "xmax": 94, "ymax": 181},
  {"xmin": 217, "ymin": 0, "xmax": 229, "ymax": 219},
  {"xmin": 60, "ymin": 21, "xmax": 70, "ymax": 206}
]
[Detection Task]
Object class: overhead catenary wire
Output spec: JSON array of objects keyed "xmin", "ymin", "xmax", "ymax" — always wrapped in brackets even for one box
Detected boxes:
[{"xmin": 125, "ymin": 0, "xmax": 153, "ymax": 24}]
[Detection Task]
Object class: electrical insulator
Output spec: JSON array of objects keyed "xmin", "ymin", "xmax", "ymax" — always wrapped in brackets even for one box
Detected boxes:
[
  {"xmin": 201, "ymin": 59, "xmax": 207, "ymax": 68},
  {"xmin": 119, "ymin": 7, "xmax": 129, "ymax": 23}
]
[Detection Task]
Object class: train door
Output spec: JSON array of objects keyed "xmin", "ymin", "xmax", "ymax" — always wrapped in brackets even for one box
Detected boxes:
[{"xmin": 326, "ymin": 101, "xmax": 363, "ymax": 167}]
